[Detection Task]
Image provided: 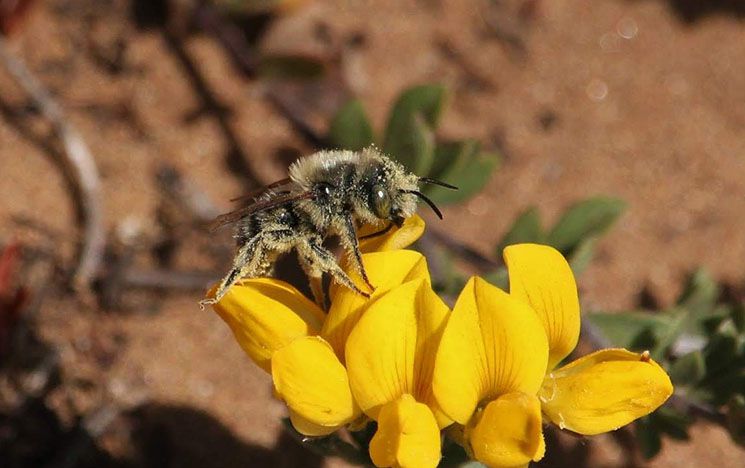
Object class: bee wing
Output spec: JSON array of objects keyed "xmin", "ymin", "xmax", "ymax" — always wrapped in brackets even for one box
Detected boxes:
[
  {"xmin": 228, "ymin": 177, "xmax": 294, "ymax": 204},
  {"xmin": 208, "ymin": 190, "xmax": 314, "ymax": 232}
]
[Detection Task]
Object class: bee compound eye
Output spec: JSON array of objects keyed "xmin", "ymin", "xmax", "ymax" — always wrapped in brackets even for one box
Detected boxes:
[
  {"xmin": 317, "ymin": 182, "xmax": 334, "ymax": 197},
  {"xmin": 277, "ymin": 209, "xmax": 292, "ymax": 224},
  {"xmin": 370, "ymin": 184, "xmax": 391, "ymax": 218}
]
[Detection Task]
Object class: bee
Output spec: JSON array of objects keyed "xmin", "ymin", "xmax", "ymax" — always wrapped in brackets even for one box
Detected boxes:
[{"xmin": 201, "ymin": 147, "xmax": 456, "ymax": 306}]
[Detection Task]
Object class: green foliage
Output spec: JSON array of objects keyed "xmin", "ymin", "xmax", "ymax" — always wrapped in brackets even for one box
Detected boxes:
[
  {"xmin": 486, "ymin": 199, "xmax": 745, "ymax": 458},
  {"xmin": 383, "ymin": 85, "xmax": 444, "ymax": 175},
  {"xmin": 425, "ymin": 140, "xmax": 500, "ymax": 205},
  {"xmin": 668, "ymin": 350, "xmax": 706, "ymax": 385},
  {"xmin": 636, "ymin": 407, "xmax": 693, "ymax": 458},
  {"xmin": 327, "ymin": 84, "xmax": 500, "ymax": 206},
  {"xmin": 585, "ymin": 312, "xmax": 670, "ymax": 350},
  {"xmin": 496, "ymin": 207, "xmax": 544, "ymax": 253},
  {"xmin": 546, "ymin": 197, "xmax": 627, "ymax": 253},
  {"xmin": 589, "ymin": 268, "xmax": 745, "ymax": 457},
  {"xmin": 329, "ymin": 99, "xmax": 374, "ymax": 151},
  {"xmin": 493, "ymin": 196, "xmax": 626, "ymax": 276}
]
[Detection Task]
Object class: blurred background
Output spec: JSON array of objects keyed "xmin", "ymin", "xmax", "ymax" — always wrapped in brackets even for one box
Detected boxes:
[{"xmin": 2, "ymin": 0, "xmax": 745, "ymax": 466}]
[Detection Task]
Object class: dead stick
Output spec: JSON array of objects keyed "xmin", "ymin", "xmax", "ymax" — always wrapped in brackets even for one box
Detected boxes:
[{"xmin": 0, "ymin": 36, "xmax": 105, "ymax": 291}]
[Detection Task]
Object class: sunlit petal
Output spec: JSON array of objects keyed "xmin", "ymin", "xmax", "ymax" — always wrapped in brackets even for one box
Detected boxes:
[
  {"xmin": 540, "ymin": 348, "xmax": 673, "ymax": 435},
  {"xmin": 503, "ymin": 243, "xmax": 580, "ymax": 371},
  {"xmin": 433, "ymin": 277, "xmax": 549, "ymax": 424},
  {"xmin": 369, "ymin": 394, "xmax": 441, "ymax": 468},
  {"xmin": 346, "ymin": 280, "xmax": 449, "ymax": 424},
  {"xmin": 359, "ymin": 214, "xmax": 426, "ymax": 253},
  {"xmin": 271, "ymin": 336, "xmax": 360, "ymax": 434},
  {"xmin": 208, "ymin": 278, "xmax": 324, "ymax": 372},
  {"xmin": 467, "ymin": 392, "xmax": 545, "ymax": 467},
  {"xmin": 322, "ymin": 250, "xmax": 431, "ymax": 360},
  {"xmin": 287, "ymin": 410, "xmax": 337, "ymax": 437}
]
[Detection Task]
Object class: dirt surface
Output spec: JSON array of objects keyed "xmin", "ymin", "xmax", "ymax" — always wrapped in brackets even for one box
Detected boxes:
[{"xmin": 2, "ymin": 0, "xmax": 745, "ymax": 466}]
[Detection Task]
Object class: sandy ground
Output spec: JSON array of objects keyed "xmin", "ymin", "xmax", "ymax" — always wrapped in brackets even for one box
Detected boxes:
[{"xmin": 2, "ymin": 0, "xmax": 745, "ymax": 466}]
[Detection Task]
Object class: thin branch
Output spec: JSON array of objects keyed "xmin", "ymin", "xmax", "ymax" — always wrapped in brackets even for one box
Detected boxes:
[{"xmin": 0, "ymin": 36, "xmax": 105, "ymax": 291}]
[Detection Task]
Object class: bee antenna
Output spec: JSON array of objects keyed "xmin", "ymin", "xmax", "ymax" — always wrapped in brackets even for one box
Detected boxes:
[
  {"xmin": 418, "ymin": 177, "xmax": 458, "ymax": 190},
  {"xmin": 402, "ymin": 190, "xmax": 443, "ymax": 219}
]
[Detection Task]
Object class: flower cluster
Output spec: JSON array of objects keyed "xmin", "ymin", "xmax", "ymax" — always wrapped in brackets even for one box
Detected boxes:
[{"xmin": 206, "ymin": 216, "xmax": 673, "ymax": 468}]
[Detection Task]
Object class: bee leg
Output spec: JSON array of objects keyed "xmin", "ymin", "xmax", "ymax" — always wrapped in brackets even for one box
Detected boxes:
[
  {"xmin": 341, "ymin": 214, "xmax": 375, "ymax": 292},
  {"xmin": 300, "ymin": 239, "xmax": 370, "ymax": 300},
  {"xmin": 200, "ymin": 236, "xmax": 264, "ymax": 307}
]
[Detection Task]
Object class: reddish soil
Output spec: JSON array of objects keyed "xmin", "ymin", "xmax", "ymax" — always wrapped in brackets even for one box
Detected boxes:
[{"xmin": 2, "ymin": 0, "xmax": 745, "ymax": 466}]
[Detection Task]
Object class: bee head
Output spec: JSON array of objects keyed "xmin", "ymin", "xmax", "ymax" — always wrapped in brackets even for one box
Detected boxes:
[
  {"xmin": 362, "ymin": 160, "xmax": 418, "ymax": 225},
  {"xmin": 361, "ymin": 149, "xmax": 458, "ymax": 224}
]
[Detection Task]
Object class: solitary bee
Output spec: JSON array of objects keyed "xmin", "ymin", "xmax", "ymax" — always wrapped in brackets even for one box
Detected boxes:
[{"xmin": 201, "ymin": 147, "xmax": 456, "ymax": 306}]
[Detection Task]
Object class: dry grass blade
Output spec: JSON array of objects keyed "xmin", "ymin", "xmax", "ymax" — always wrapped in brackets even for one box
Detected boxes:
[{"xmin": 0, "ymin": 36, "xmax": 105, "ymax": 292}]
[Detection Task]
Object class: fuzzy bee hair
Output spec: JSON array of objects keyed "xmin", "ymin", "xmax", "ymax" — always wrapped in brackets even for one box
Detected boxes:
[
  {"xmin": 201, "ymin": 147, "xmax": 456, "ymax": 307},
  {"xmin": 289, "ymin": 147, "xmax": 421, "ymax": 228}
]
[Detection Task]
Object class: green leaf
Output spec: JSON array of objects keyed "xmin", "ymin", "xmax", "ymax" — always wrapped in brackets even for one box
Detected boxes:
[
  {"xmin": 383, "ymin": 84, "xmax": 446, "ymax": 174},
  {"xmin": 677, "ymin": 269, "xmax": 719, "ymax": 315},
  {"xmin": 668, "ymin": 350, "xmax": 706, "ymax": 386},
  {"xmin": 568, "ymin": 237, "xmax": 597, "ymax": 276},
  {"xmin": 704, "ymin": 330, "xmax": 739, "ymax": 377},
  {"xmin": 328, "ymin": 99, "xmax": 375, "ymax": 151},
  {"xmin": 546, "ymin": 197, "xmax": 626, "ymax": 253},
  {"xmin": 652, "ymin": 308, "xmax": 690, "ymax": 360},
  {"xmin": 482, "ymin": 267, "xmax": 508, "ymax": 291},
  {"xmin": 700, "ymin": 304, "xmax": 732, "ymax": 335},
  {"xmin": 636, "ymin": 416, "xmax": 662, "ymax": 459},
  {"xmin": 495, "ymin": 207, "xmax": 544, "ymax": 254},
  {"xmin": 730, "ymin": 303, "xmax": 745, "ymax": 334},
  {"xmin": 425, "ymin": 140, "xmax": 500, "ymax": 205},
  {"xmin": 585, "ymin": 311, "xmax": 670, "ymax": 350},
  {"xmin": 654, "ymin": 407, "xmax": 691, "ymax": 441},
  {"xmin": 705, "ymin": 370, "xmax": 745, "ymax": 406}
]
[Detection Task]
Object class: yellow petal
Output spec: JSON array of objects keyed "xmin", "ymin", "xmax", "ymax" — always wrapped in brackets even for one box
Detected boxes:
[
  {"xmin": 322, "ymin": 250, "xmax": 431, "ymax": 360},
  {"xmin": 467, "ymin": 392, "xmax": 545, "ymax": 467},
  {"xmin": 359, "ymin": 214, "xmax": 426, "ymax": 253},
  {"xmin": 208, "ymin": 278, "xmax": 325, "ymax": 373},
  {"xmin": 433, "ymin": 277, "xmax": 549, "ymax": 424},
  {"xmin": 503, "ymin": 243, "xmax": 580, "ymax": 370},
  {"xmin": 369, "ymin": 394, "xmax": 441, "ymax": 468},
  {"xmin": 271, "ymin": 336, "xmax": 360, "ymax": 434},
  {"xmin": 540, "ymin": 348, "xmax": 674, "ymax": 435},
  {"xmin": 346, "ymin": 280, "xmax": 449, "ymax": 424},
  {"xmin": 287, "ymin": 410, "xmax": 337, "ymax": 437}
]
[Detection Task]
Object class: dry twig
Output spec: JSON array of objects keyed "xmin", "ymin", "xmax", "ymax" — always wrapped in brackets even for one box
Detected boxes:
[{"xmin": 0, "ymin": 36, "xmax": 105, "ymax": 292}]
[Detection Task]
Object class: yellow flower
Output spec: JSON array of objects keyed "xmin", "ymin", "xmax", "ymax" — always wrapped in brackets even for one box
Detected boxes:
[
  {"xmin": 433, "ymin": 276, "xmax": 550, "ymax": 467},
  {"xmin": 345, "ymin": 278, "xmax": 452, "ymax": 468},
  {"xmin": 433, "ymin": 244, "xmax": 674, "ymax": 468},
  {"xmin": 206, "ymin": 215, "xmax": 431, "ymax": 438},
  {"xmin": 503, "ymin": 243, "xmax": 674, "ymax": 436}
]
